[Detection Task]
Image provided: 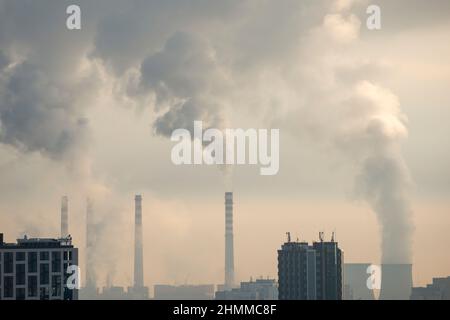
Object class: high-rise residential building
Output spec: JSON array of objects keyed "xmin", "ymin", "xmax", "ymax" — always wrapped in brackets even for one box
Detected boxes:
[
  {"xmin": 278, "ymin": 232, "xmax": 343, "ymax": 300},
  {"xmin": 0, "ymin": 233, "xmax": 78, "ymax": 300},
  {"xmin": 312, "ymin": 237, "xmax": 343, "ymax": 300}
]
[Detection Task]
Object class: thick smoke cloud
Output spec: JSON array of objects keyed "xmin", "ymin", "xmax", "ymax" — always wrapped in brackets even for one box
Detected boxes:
[
  {"xmin": 0, "ymin": 62, "xmax": 89, "ymax": 158},
  {"xmin": 3, "ymin": 0, "xmax": 447, "ymax": 283},
  {"xmin": 0, "ymin": 0, "xmax": 97, "ymax": 160},
  {"xmin": 137, "ymin": 32, "xmax": 228, "ymax": 136}
]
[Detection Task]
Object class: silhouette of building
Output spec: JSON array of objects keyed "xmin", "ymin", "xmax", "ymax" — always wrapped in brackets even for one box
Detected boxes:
[
  {"xmin": 410, "ymin": 277, "xmax": 450, "ymax": 300},
  {"xmin": 278, "ymin": 232, "xmax": 343, "ymax": 300},
  {"xmin": 215, "ymin": 278, "xmax": 278, "ymax": 300},
  {"xmin": 154, "ymin": 284, "xmax": 215, "ymax": 300},
  {"xmin": 0, "ymin": 233, "xmax": 78, "ymax": 300}
]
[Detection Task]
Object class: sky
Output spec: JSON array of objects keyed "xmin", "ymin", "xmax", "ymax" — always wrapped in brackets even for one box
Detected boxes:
[{"xmin": 0, "ymin": 0, "xmax": 449, "ymax": 289}]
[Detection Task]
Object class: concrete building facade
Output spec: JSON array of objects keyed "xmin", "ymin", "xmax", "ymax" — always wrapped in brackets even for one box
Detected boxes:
[{"xmin": 0, "ymin": 233, "xmax": 78, "ymax": 300}]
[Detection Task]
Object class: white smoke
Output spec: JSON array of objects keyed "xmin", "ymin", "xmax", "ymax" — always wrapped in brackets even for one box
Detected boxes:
[{"xmin": 0, "ymin": 0, "xmax": 424, "ymax": 284}]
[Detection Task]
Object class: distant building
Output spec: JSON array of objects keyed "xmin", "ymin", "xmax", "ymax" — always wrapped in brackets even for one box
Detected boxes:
[
  {"xmin": 410, "ymin": 277, "xmax": 450, "ymax": 300},
  {"xmin": 154, "ymin": 284, "xmax": 215, "ymax": 300},
  {"xmin": 278, "ymin": 232, "xmax": 343, "ymax": 300},
  {"xmin": 215, "ymin": 278, "xmax": 278, "ymax": 300},
  {"xmin": 0, "ymin": 233, "xmax": 78, "ymax": 300},
  {"xmin": 100, "ymin": 286, "xmax": 130, "ymax": 300},
  {"xmin": 79, "ymin": 286, "xmax": 100, "ymax": 300},
  {"xmin": 79, "ymin": 285, "xmax": 149, "ymax": 300}
]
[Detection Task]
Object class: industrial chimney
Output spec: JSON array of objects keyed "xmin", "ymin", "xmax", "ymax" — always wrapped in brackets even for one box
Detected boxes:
[
  {"xmin": 225, "ymin": 192, "xmax": 235, "ymax": 290},
  {"xmin": 134, "ymin": 195, "xmax": 144, "ymax": 288},
  {"xmin": 85, "ymin": 198, "xmax": 96, "ymax": 288},
  {"xmin": 61, "ymin": 196, "xmax": 69, "ymax": 238}
]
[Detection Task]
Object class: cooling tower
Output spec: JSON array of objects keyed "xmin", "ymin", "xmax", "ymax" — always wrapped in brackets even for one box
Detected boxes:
[
  {"xmin": 343, "ymin": 263, "xmax": 375, "ymax": 300},
  {"xmin": 134, "ymin": 195, "xmax": 144, "ymax": 288},
  {"xmin": 225, "ymin": 192, "xmax": 235, "ymax": 290},
  {"xmin": 61, "ymin": 196, "xmax": 69, "ymax": 238},
  {"xmin": 379, "ymin": 264, "xmax": 413, "ymax": 300}
]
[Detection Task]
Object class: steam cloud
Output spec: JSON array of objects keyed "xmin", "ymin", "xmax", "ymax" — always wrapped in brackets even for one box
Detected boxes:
[{"xmin": 0, "ymin": 0, "xmax": 432, "ymax": 284}]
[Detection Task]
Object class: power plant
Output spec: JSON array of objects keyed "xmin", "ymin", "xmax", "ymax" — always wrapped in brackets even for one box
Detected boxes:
[
  {"xmin": 224, "ymin": 192, "xmax": 235, "ymax": 290},
  {"xmin": 379, "ymin": 264, "xmax": 413, "ymax": 300}
]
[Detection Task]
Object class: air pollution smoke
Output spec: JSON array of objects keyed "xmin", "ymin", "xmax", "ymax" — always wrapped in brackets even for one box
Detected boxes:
[
  {"xmin": 342, "ymin": 82, "xmax": 414, "ymax": 263},
  {"xmin": 0, "ymin": 0, "xmax": 418, "ymax": 285},
  {"xmin": 136, "ymin": 32, "xmax": 229, "ymax": 138},
  {"xmin": 281, "ymin": 4, "xmax": 415, "ymax": 263},
  {"xmin": 132, "ymin": 31, "xmax": 234, "ymax": 186},
  {"xmin": 118, "ymin": 0, "xmax": 414, "ymax": 263}
]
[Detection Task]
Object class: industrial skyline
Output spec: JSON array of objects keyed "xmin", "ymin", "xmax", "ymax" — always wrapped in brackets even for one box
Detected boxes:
[
  {"xmin": 0, "ymin": 0, "xmax": 449, "ymax": 300},
  {"xmin": 0, "ymin": 192, "xmax": 423, "ymax": 300},
  {"xmin": 1, "ymin": 191, "xmax": 448, "ymax": 300}
]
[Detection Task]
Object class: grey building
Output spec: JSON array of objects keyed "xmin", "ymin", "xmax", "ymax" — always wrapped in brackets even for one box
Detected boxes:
[
  {"xmin": 278, "ymin": 232, "xmax": 343, "ymax": 300},
  {"xmin": 0, "ymin": 233, "xmax": 78, "ymax": 300},
  {"xmin": 154, "ymin": 284, "xmax": 215, "ymax": 300},
  {"xmin": 215, "ymin": 278, "xmax": 278, "ymax": 300},
  {"xmin": 410, "ymin": 276, "xmax": 450, "ymax": 300}
]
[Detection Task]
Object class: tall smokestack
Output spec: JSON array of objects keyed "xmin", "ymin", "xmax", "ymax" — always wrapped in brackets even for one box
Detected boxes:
[
  {"xmin": 134, "ymin": 195, "xmax": 144, "ymax": 288},
  {"xmin": 85, "ymin": 198, "xmax": 96, "ymax": 288},
  {"xmin": 61, "ymin": 196, "xmax": 69, "ymax": 238},
  {"xmin": 225, "ymin": 192, "xmax": 235, "ymax": 290}
]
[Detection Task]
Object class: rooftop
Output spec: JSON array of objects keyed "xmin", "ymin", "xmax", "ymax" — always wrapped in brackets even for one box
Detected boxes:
[{"xmin": 0, "ymin": 233, "xmax": 74, "ymax": 249}]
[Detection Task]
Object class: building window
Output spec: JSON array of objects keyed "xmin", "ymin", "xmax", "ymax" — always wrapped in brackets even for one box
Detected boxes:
[
  {"xmin": 16, "ymin": 252, "xmax": 25, "ymax": 261},
  {"xmin": 16, "ymin": 288, "xmax": 25, "ymax": 300},
  {"xmin": 40, "ymin": 251, "xmax": 49, "ymax": 261},
  {"xmin": 16, "ymin": 263, "xmax": 25, "ymax": 285},
  {"xmin": 28, "ymin": 276, "xmax": 38, "ymax": 298},
  {"xmin": 4, "ymin": 252, "xmax": 13, "ymax": 273},
  {"xmin": 51, "ymin": 251, "xmax": 61, "ymax": 273},
  {"xmin": 40, "ymin": 263, "xmax": 49, "ymax": 285},
  {"xmin": 28, "ymin": 252, "xmax": 37, "ymax": 273},
  {"xmin": 40, "ymin": 287, "xmax": 49, "ymax": 300},
  {"xmin": 52, "ymin": 275, "xmax": 62, "ymax": 297},
  {"xmin": 4, "ymin": 276, "xmax": 13, "ymax": 298},
  {"xmin": 64, "ymin": 287, "xmax": 73, "ymax": 300}
]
